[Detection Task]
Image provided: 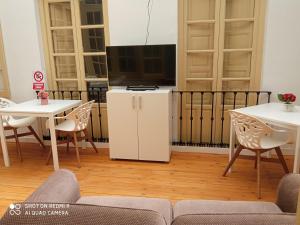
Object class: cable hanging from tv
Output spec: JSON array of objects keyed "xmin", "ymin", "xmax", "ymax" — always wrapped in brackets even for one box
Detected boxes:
[{"xmin": 145, "ymin": 0, "xmax": 154, "ymax": 45}]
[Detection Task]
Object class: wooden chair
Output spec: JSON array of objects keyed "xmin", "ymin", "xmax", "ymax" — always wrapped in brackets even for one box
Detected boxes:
[
  {"xmin": 223, "ymin": 111, "xmax": 290, "ymax": 199},
  {"xmin": 0, "ymin": 98, "xmax": 46, "ymax": 161},
  {"xmin": 46, "ymin": 100, "xmax": 98, "ymax": 167}
]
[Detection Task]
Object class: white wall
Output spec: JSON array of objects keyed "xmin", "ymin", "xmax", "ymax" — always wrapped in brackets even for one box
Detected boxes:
[
  {"xmin": 108, "ymin": 0, "xmax": 177, "ymax": 46},
  {"xmin": 261, "ymin": 0, "xmax": 300, "ymax": 104},
  {"xmin": 0, "ymin": 0, "xmax": 45, "ymax": 102}
]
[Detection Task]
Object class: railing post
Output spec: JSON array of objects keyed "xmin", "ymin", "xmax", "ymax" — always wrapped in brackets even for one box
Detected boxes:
[
  {"xmin": 97, "ymin": 89, "xmax": 103, "ymax": 142},
  {"xmin": 199, "ymin": 92, "xmax": 204, "ymax": 145},
  {"xmin": 220, "ymin": 92, "xmax": 226, "ymax": 146},
  {"xmin": 210, "ymin": 92, "xmax": 215, "ymax": 146},
  {"xmin": 189, "ymin": 91, "xmax": 194, "ymax": 145},
  {"xmin": 179, "ymin": 91, "xmax": 183, "ymax": 145},
  {"xmin": 233, "ymin": 92, "xmax": 237, "ymax": 109},
  {"xmin": 268, "ymin": 92, "xmax": 271, "ymax": 103},
  {"xmin": 90, "ymin": 88, "xmax": 95, "ymax": 141},
  {"xmin": 256, "ymin": 91, "xmax": 260, "ymax": 105},
  {"xmin": 245, "ymin": 91, "xmax": 249, "ymax": 107}
]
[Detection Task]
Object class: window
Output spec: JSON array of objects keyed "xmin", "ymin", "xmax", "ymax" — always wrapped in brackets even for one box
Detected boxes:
[
  {"xmin": 0, "ymin": 24, "xmax": 10, "ymax": 98},
  {"xmin": 178, "ymin": 0, "xmax": 266, "ymax": 143},
  {"xmin": 39, "ymin": 0, "xmax": 109, "ymax": 102}
]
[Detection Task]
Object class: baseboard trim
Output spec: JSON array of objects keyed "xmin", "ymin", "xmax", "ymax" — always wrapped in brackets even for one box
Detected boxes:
[
  {"xmin": 8, "ymin": 138, "xmax": 295, "ymax": 156},
  {"xmin": 171, "ymin": 145, "xmax": 295, "ymax": 156}
]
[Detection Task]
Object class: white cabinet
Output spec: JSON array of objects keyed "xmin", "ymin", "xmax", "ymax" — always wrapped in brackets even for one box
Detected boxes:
[{"xmin": 107, "ymin": 89, "xmax": 171, "ymax": 162}]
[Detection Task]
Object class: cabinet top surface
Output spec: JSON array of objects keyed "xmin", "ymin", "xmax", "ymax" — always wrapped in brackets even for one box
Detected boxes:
[{"xmin": 108, "ymin": 89, "xmax": 172, "ymax": 94}]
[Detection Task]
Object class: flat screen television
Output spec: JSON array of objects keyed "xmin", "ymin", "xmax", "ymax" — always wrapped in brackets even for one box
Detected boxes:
[{"xmin": 106, "ymin": 44, "xmax": 176, "ymax": 87}]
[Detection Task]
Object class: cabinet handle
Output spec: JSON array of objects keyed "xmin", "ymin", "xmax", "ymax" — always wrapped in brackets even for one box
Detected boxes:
[
  {"xmin": 139, "ymin": 96, "xmax": 142, "ymax": 109},
  {"xmin": 132, "ymin": 96, "xmax": 136, "ymax": 109}
]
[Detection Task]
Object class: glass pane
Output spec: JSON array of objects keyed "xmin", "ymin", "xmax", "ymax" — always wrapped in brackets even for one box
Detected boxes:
[
  {"xmin": 84, "ymin": 55, "xmax": 107, "ymax": 78},
  {"xmin": 188, "ymin": 24, "xmax": 214, "ymax": 50},
  {"xmin": 87, "ymin": 81, "xmax": 108, "ymax": 103},
  {"xmin": 226, "ymin": 0, "xmax": 255, "ymax": 19},
  {"xmin": 80, "ymin": 0, "xmax": 103, "ymax": 25},
  {"xmin": 52, "ymin": 29, "xmax": 74, "ymax": 53},
  {"xmin": 82, "ymin": 28, "xmax": 105, "ymax": 52},
  {"xmin": 49, "ymin": 2, "xmax": 72, "ymax": 27},
  {"xmin": 57, "ymin": 81, "xmax": 78, "ymax": 90},
  {"xmin": 187, "ymin": 53, "xmax": 214, "ymax": 78},
  {"xmin": 54, "ymin": 56, "xmax": 77, "ymax": 79},
  {"xmin": 186, "ymin": 80, "xmax": 212, "ymax": 105},
  {"xmin": 223, "ymin": 52, "xmax": 252, "ymax": 78},
  {"xmin": 187, "ymin": 0, "xmax": 215, "ymax": 20},
  {"xmin": 224, "ymin": 22, "xmax": 253, "ymax": 49}
]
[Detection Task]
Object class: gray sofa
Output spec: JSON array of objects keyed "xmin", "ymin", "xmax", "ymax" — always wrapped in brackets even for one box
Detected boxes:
[{"xmin": 0, "ymin": 169, "xmax": 298, "ymax": 225}]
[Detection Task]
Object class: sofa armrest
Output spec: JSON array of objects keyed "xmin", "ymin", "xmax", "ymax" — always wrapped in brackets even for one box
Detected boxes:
[
  {"xmin": 276, "ymin": 173, "xmax": 300, "ymax": 213},
  {"xmin": 172, "ymin": 213, "xmax": 296, "ymax": 225},
  {"xmin": 25, "ymin": 169, "xmax": 80, "ymax": 203}
]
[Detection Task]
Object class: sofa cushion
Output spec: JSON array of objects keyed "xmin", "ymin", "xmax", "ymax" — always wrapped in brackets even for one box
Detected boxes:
[
  {"xmin": 0, "ymin": 203, "xmax": 167, "ymax": 225},
  {"xmin": 172, "ymin": 214, "xmax": 296, "ymax": 225},
  {"xmin": 174, "ymin": 200, "xmax": 282, "ymax": 218},
  {"xmin": 77, "ymin": 196, "xmax": 172, "ymax": 225},
  {"xmin": 25, "ymin": 169, "xmax": 80, "ymax": 203}
]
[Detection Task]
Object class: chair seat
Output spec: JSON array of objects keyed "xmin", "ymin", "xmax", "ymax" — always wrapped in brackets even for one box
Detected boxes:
[
  {"xmin": 5, "ymin": 117, "xmax": 36, "ymax": 128},
  {"xmin": 260, "ymin": 135, "xmax": 288, "ymax": 149},
  {"xmin": 77, "ymin": 196, "xmax": 173, "ymax": 225},
  {"xmin": 173, "ymin": 200, "xmax": 282, "ymax": 218},
  {"xmin": 55, "ymin": 119, "xmax": 77, "ymax": 132}
]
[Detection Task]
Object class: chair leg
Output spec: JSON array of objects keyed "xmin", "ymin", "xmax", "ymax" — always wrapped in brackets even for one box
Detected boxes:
[
  {"xmin": 13, "ymin": 128, "xmax": 23, "ymax": 162},
  {"xmin": 223, "ymin": 145, "xmax": 243, "ymax": 176},
  {"xmin": 275, "ymin": 147, "xmax": 289, "ymax": 173},
  {"xmin": 83, "ymin": 129, "xmax": 98, "ymax": 153},
  {"xmin": 28, "ymin": 126, "xmax": 46, "ymax": 150},
  {"xmin": 66, "ymin": 135, "xmax": 70, "ymax": 153},
  {"xmin": 73, "ymin": 132, "xmax": 81, "ymax": 168},
  {"xmin": 46, "ymin": 150, "xmax": 52, "ymax": 165},
  {"xmin": 256, "ymin": 150, "xmax": 261, "ymax": 199}
]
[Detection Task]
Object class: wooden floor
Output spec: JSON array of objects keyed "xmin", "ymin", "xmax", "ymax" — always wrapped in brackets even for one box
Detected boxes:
[{"xmin": 0, "ymin": 142, "xmax": 293, "ymax": 216}]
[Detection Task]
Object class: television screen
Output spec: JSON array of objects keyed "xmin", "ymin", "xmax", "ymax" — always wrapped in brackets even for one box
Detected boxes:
[{"xmin": 106, "ymin": 44, "xmax": 176, "ymax": 86}]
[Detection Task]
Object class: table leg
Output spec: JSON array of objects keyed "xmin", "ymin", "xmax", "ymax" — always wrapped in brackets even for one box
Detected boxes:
[
  {"xmin": 293, "ymin": 127, "xmax": 300, "ymax": 173},
  {"xmin": 36, "ymin": 117, "xmax": 44, "ymax": 146},
  {"xmin": 229, "ymin": 118, "xmax": 235, "ymax": 173},
  {"xmin": 0, "ymin": 115, "xmax": 10, "ymax": 167},
  {"xmin": 49, "ymin": 115, "xmax": 59, "ymax": 171}
]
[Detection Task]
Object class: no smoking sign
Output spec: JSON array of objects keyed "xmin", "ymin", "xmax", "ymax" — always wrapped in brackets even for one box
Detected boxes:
[
  {"xmin": 33, "ymin": 70, "xmax": 45, "ymax": 90},
  {"xmin": 34, "ymin": 71, "xmax": 44, "ymax": 82}
]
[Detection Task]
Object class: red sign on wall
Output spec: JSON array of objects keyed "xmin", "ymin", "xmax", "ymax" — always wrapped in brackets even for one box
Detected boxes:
[
  {"xmin": 33, "ymin": 83, "xmax": 44, "ymax": 90},
  {"xmin": 33, "ymin": 71, "xmax": 45, "ymax": 90}
]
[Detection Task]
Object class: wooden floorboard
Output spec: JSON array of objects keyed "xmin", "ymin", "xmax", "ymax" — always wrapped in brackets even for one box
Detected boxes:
[{"xmin": 0, "ymin": 142, "xmax": 294, "ymax": 216}]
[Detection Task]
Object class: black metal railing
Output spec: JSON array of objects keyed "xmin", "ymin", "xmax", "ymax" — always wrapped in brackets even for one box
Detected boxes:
[
  {"xmin": 172, "ymin": 91, "xmax": 272, "ymax": 148},
  {"xmin": 36, "ymin": 89, "xmax": 271, "ymax": 148}
]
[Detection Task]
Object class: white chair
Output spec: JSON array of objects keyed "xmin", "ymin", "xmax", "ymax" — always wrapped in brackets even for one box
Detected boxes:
[
  {"xmin": 223, "ymin": 111, "xmax": 290, "ymax": 199},
  {"xmin": 0, "ymin": 98, "xmax": 46, "ymax": 161},
  {"xmin": 46, "ymin": 100, "xmax": 98, "ymax": 167}
]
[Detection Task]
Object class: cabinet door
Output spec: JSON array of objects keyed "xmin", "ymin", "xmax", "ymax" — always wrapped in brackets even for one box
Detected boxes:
[
  {"xmin": 137, "ymin": 92, "xmax": 171, "ymax": 162},
  {"xmin": 107, "ymin": 92, "xmax": 139, "ymax": 160}
]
